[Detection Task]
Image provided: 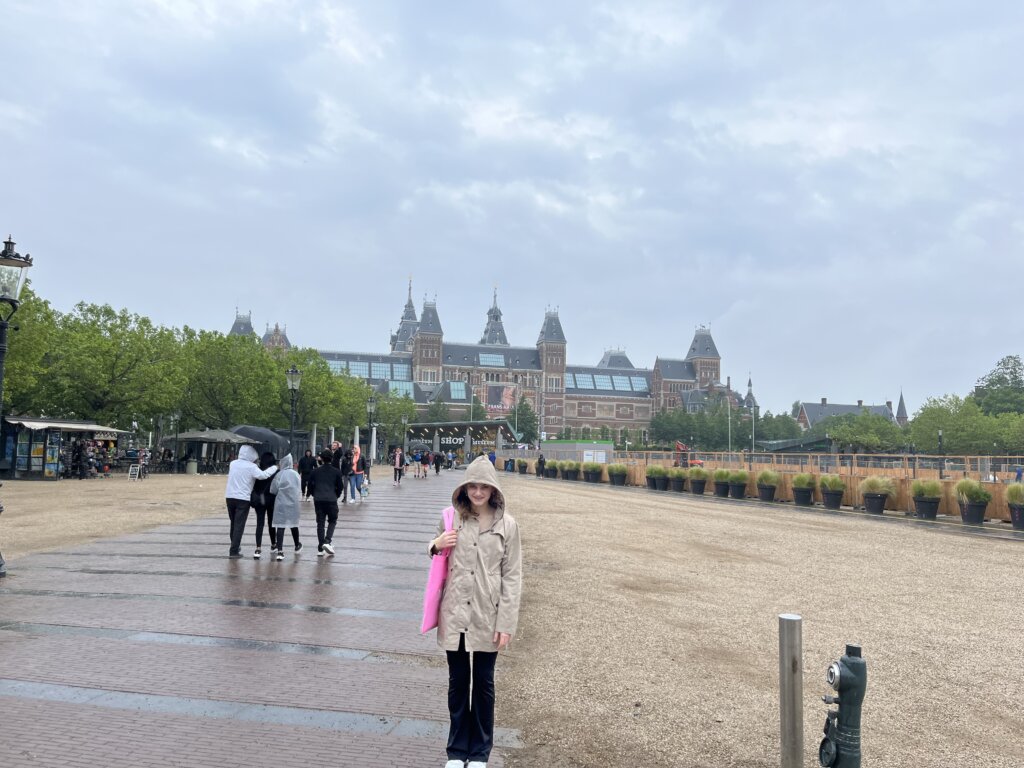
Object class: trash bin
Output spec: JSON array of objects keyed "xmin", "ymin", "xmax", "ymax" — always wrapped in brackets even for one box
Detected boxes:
[{"xmin": 185, "ymin": 459, "xmax": 198, "ymax": 475}]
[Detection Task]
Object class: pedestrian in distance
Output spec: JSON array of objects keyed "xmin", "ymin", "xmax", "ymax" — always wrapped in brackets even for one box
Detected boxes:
[
  {"xmin": 434, "ymin": 450, "xmax": 444, "ymax": 476},
  {"xmin": 421, "ymin": 449, "xmax": 431, "ymax": 478},
  {"xmin": 349, "ymin": 445, "xmax": 366, "ymax": 503},
  {"xmin": 307, "ymin": 449, "xmax": 344, "ymax": 557},
  {"xmin": 1016, "ymin": 465, "xmax": 1023, "ymax": 483},
  {"xmin": 428, "ymin": 456, "xmax": 522, "ymax": 768},
  {"xmin": 340, "ymin": 448, "xmax": 354, "ymax": 503},
  {"xmin": 393, "ymin": 447, "xmax": 404, "ymax": 486},
  {"xmin": 224, "ymin": 446, "xmax": 279, "ymax": 558},
  {"xmin": 269, "ymin": 453, "xmax": 303, "ymax": 560},
  {"xmin": 536, "ymin": 453, "xmax": 546, "ymax": 478},
  {"xmin": 298, "ymin": 449, "xmax": 317, "ymax": 501},
  {"xmin": 251, "ymin": 451, "xmax": 278, "ymax": 559}
]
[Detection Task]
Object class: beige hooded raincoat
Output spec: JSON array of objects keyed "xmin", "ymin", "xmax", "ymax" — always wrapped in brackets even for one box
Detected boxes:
[{"xmin": 431, "ymin": 456, "xmax": 522, "ymax": 652}]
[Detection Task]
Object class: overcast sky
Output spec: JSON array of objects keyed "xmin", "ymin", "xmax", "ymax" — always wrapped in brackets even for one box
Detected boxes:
[{"xmin": 3, "ymin": 1, "xmax": 1021, "ymax": 416}]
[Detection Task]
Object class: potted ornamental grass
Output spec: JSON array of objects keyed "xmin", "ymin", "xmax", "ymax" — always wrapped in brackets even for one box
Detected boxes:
[
  {"xmin": 713, "ymin": 469, "xmax": 731, "ymax": 498},
  {"xmin": 791, "ymin": 474, "xmax": 816, "ymax": 507},
  {"xmin": 820, "ymin": 475, "xmax": 846, "ymax": 510},
  {"xmin": 756, "ymin": 470, "xmax": 781, "ymax": 502},
  {"xmin": 1005, "ymin": 482, "xmax": 1024, "ymax": 530},
  {"xmin": 728, "ymin": 470, "xmax": 749, "ymax": 500},
  {"xmin": 858, "ymin": 476, "xmax": 896, "ymax": 514},
  {"xmin": 667, "ymin": 467, "xmax": 687, "ymax": 492},
  {"xmin": 955, "ymin": 478, "xmax": 991, "ymax": 525},
  {"xmin": 516, "ymin": 459, "xmax": 528, "ymax": 475},
  {"xmin": 582, "ymin": 462, "xmax": 603, "ymax": 483},
  {"xmin": 562, "ymin": 460, "xmax": 580, "ymax": 481},
  {"xmin": 910, "ymin": 479, "xmax": 943, "ymax": 520},
  {"xmin": 688, "ymin": 466, "xmax": 708, "ymax": 495},
  {"xmin": 545, "ymin": 461, "xmax": 559, "ymax": 479},
  {"xmin": 646, "ymin": 465, "xmax": 669, "ymax": 491},
  {"xmin": 608, "ymin": 464, "xmax": 628, "ymax": 487}
]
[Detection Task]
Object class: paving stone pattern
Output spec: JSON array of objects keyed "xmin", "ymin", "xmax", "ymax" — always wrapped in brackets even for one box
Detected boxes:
[{"xmin": 0, "ymin": 470, "xmax": 518, "ymax": 767}]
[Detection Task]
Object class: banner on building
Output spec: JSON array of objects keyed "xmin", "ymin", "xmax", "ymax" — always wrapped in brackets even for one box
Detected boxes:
[{"xmin": 486, "ymin": 384, "xmax": 516, "ymax": 416}]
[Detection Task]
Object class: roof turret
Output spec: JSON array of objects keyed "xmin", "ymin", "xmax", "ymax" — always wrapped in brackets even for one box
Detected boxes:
[
  {"xmin": 537, "ymin": 310, "xmax": 566, "ymax": 344},
  {"xmin": 479, "ymin": 288, "xmax": 509, "ymax": 346},
  {"xmin": 419, "ymin": 300, "xmax": 443, "ymax": 335},
  {"xmin": 685, "ymin": 325, "xmax": 720, "ymax": 359},
  {"xmin": 597, "ymin": 349, "xmax": 634, "ymax": 369},
  {"xmin": 228, "ymin": 308, "xmax": 255, "ymax": 337}
]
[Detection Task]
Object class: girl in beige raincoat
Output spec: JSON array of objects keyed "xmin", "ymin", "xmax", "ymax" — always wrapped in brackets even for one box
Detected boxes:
[{"xmin": 429, "ymin": 456, "xmax": 522, "ymax": 768}]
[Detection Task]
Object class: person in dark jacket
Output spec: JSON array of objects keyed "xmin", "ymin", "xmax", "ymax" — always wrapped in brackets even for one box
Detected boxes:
[
  {"xmin": 297, "ymin": 449, "xmax": 317, "ymax": 501},
  {"xmin": 536, "ymin": 453, "xmax": 546, "ymax": 477},
  {"xmin": 251, "ymin": 451, "xmax": 278, "ymax": 558},
  {"xmin": 340, "ymin": 449, "xmax": 354, "ymax": 503},
  {"xmin": 307, "ymin": 449, "xmax": 344, "ymax": 556}
]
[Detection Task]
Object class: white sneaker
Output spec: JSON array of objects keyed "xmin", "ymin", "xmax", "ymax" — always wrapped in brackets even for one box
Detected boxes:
[
  {"xmin": 444, "ymin": 761, "xmax": 465, "ymax": 768},
  {"xmin": 467, "ymin": 762, "xmax": 487, "ymax": 768},
  {"xmin": 253, "ymin": 549, "xmax": 261, "ymax": 559},
  {"xmin": 317, "ymin": 548, "xmax": 325, "ymax": 557},
  {"xmin": 323, "ymin": 542, "xmax": 335, "ymax": 555},
  {"xmin": 275, "ymin": 551, "xmax": 284, "ymax": 561}
]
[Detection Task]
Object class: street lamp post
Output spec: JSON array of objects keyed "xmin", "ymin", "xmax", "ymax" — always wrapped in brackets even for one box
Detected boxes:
[
  {"xmin": 0, "ymin": 235, "xmax": 34, "ymax": 579},
  {"xmin": 286, "ymin": 366, "xmax": 302, "ymax": 454},
  {"xmin": 401, "ymin": 414, "xmax": 409, "ymax": 453},
  {"xmin": 938, "ymin": 429, "xmax": 944, "ymax": 480},
  {"xmin": 366, "ymin": 395, "xmax": 377, "ymax": 464}
]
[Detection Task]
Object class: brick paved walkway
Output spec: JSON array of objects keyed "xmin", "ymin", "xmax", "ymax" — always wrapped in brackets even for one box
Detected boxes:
[{"xmin": 0, "ymin": 469, "xmax": 521, "ymax": 767}]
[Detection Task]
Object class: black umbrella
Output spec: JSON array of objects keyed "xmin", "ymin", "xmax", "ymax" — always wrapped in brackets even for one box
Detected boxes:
[{"xmin": 230, "ymin": 425, "xmax": 290, "ymax": 457}]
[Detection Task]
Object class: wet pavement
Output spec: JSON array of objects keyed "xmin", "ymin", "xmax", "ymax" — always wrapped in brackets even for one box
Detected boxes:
[{"xmin": 0, "ymin": 469, "xmax": 520, "ymax": 767}]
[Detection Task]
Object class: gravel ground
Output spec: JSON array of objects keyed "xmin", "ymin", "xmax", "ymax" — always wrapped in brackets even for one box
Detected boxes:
[
  {"xmin": 497, "ymin": 475, "xmax": 1024, "ymax": 768},
  {"xmin": 2, "ymin": 473, "xmax": 1021, "ymax": 767}
]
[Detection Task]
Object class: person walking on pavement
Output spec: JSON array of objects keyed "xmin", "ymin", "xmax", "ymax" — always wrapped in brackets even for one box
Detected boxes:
[
  {"xmin": 340, "ymin": 448, "xmax": 354, "ymax": 503},
  {"xmin": 298, "ymin": 449, "xmax": 317, "ymax": 501},
  {"xmin": 429, "ymin": 456, "xmax": 523, "ymax": 768},
  {"xmin": 224, "ymin": 445, "xmax": 279, "ymax": 558},
  {"xmin": 269, "ymin": 453, "xmax": 303, "ymax": 560},
  {"xmin": 434, "ymin": 450, "xmax": 444, "ymax": 476},
  {"xmin": 251, "ymin": 451, "xmax": 279, "ymax": 559},
  {"xmin": 350, "ymin": 445, "xmax": 366, "ymax": 503},
  {"xmin": 536, "ymin": 453, "xmax": 546, "ymax": 478},
  {"xmin": 393, "ymin": 447, "xmax": 404, "ymax": 486},
  {"xmin": 307, "ymin": 449, "xmax": 344, "ymax": 557}
]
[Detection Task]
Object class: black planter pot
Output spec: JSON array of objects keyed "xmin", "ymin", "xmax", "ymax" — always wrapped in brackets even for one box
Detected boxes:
[
  {"xmin": 793, "ymin": 487, "xmax": 814, "ymax": 507},
  {"xmin": 728, "ymin": 482, "xmax": 747, "ymax": 500},
  {"xmin": 655, "ymin": 476, "xmax": 669, "ymax": 491},
  {"xmin": 670, "ymin": 478, "xmax": 686, "ymax": 492},
  {"xmin": 544, "ymin": 468, "xmax": 558, "ymax": 479},
  {"xmin": 756, "ymin": 484, "xmax": 777, "ymax": 502},
  {"xmin": 1009, "ymin": 503, "xmax": 1024, "ymax": 530},
  {"xmin": 822, "ymin": 489, "xmax": 844, "ymax": 510},
  {"xmin": 862, "ymin": 492, "xmax": 888, "ymax": 514},
  {"xmin": 646, "ymin": 476, "xmax": 658, "ymax": 490},
  {"xmin": 583, "ymin": 471, "xmax": 599, "ymax": 483},
  {"xmin": 713, "ymin": 481, "xmax": 730, "ymax": 498},
  {"xmin": 689, "ymin": 478, "xmax": 707, "ymax": 495},
  {"xmin": 960, "ymin": 501, "xmax": 988, "ymax": 525},
  {"xmin": 913, "ymin": 497, "xmax": 940, "ymax": 520},
  {"xmin": 609, "ymin": 473, "xmax": 627, "ymax": 486},
  {"xmin": 564, "ymin": 469, "xmax": 579, "ymax": 481},
  {"xmin": 518, "ymin": 465, "xmax": 527, "ymax": 474}
]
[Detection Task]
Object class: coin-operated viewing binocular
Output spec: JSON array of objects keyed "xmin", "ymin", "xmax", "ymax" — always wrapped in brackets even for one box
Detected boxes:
[{"xmin": 819, "ymin": 643, "xmax": 867, "ymax": 768}]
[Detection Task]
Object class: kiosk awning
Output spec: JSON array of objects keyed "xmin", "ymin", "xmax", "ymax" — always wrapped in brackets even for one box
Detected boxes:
[{"xmin": 4, "ymin": 417, "xmax": 130, "ymax": 434}]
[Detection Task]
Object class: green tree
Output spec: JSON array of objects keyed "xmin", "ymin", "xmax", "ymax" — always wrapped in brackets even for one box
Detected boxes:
[
  {"xmin": 179, "ymin": 330, "xmax": 277, "ymax": 429},
  {"xmin": 468, "ymin": 395, "xmax": 485, "ymax": 421},
  {"xmin": 972, "ymin": 355, "xmax": 1024, "ymax": 415},
  {"xmin": 423, "ymin": 400, "xmax": 451, "ymax": 423},
  {"xmin": 374, "ymin": 392, "xmax": 417, "ymax": 450},
  {"xmin": 2, "ymin": 283, "xmax": 57, "ymax": 416},
  {"xmin": 908, "ymin": 395, "xmax": 997, "ymax": 455},
  {"xmin": 510, "ymin": 395, "xmax": 538, "ymax": 444},
  {"xmin": 45, "ymin": 302, "xmax": 185, "ymax": 428},
  {"xmin": 756, "ymin": 411, "xmax": 803, "ymax": 442}
]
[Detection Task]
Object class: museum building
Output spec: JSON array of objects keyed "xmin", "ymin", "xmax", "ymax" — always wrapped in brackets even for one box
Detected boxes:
[{"xmin": 230, "ymin": 283, "xmax": 754, "ymax": 441}]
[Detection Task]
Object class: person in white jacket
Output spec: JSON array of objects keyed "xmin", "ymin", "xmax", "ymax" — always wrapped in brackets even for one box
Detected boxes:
[{"xmin": 224, "ymin": 445, "xmax": 278, "ymax": 558}]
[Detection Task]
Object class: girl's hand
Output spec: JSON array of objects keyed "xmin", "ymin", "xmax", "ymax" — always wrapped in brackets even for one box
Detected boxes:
[
  {"xmin": 493, "ymin": 631, "xmax": 511, "ymax": 650},
  {"xmin": 435, "ymin": 530, "xmax": 458, "ymax": 550}
]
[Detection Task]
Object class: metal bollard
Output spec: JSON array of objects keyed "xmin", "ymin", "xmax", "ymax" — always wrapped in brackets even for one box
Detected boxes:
[
  {"xmin": 819, "ymin": 643, "xmax": 867, "ymax": 767},
  {"xmin": 778, "ymin": 614, "xmax": 803, "ymax": 768}
]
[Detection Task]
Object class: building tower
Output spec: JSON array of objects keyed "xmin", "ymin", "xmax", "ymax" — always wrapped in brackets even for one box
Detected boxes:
[
  {"xmin": 537, "ymin": 310, "xmax": 567, "ymax": 436},
  {"xmin": 479, "ymin": 288, "xmax": 510, "ymax": 346},
  {"xmin": 261, "ymin": 322, "xmax": 292, "ymax": 352},
  {"xmin": 743, "ymin": 374, "xmax": 758, "ymax": 410},
  {"xmin": 412, "ymin": 300, "xmax": 443, "ymax": 384},
  {"xmin": 896, "ymin": 391, "xmax": 909, "ymax": 427},
  {"xmin": 390, "ymin": 279, "xmax": 420, "ymax": 353},
  {"xmin": 685, "ymin": 325, "xmax": 721, "ymax": 389},
  {"xmin": 228, "ymin": 308, "xmax": 255, "ymax": 337}
]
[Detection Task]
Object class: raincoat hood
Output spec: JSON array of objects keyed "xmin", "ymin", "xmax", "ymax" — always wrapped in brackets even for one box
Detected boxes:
[
  {"xmin": 279, "ymin": 453, "xmax": 294, "ymax": 472},
  {"xmin": 452, "ymin": 456, "xmax": 505, "ymax": 510},
  {"xmin": 239, "ymin": 445, "xmax": 258, "ymax": 463}
]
